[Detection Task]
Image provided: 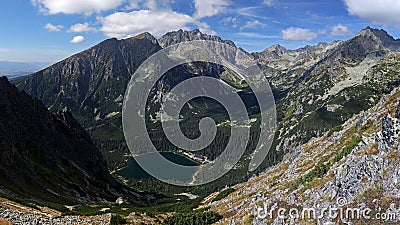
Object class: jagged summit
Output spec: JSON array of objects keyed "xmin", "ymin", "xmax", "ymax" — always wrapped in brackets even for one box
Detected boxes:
[
  {"xmin": 125, "ymin": 32, "xmax": 159, "ymax": 45},
  {"xmin": 158, "ymin": 29, "xmax": 236, "ymax": 48},
  {"xmin": 263, "ymin": 44, "xmax": 287, "ymax": 54},
  {"xmin": 357, "ymin": 26, "xmax": 400, "ymax": 51}
]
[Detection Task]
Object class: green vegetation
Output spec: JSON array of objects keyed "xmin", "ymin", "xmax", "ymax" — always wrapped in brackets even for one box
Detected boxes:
[
  {"xmin": 283, "ymin": 103, "xmax": 296, "ymax": 122},
  {"xmin": 293, "ymin": 163, "xmax": 331, "ymax": 189},
  {"xmin": 334, "ymin": 136, "xmax": 362, "ymax": 162},
  {"xmin": 61, "ymin": 196, "xmax": 205, "ymax": 217},
  {"xmin": 110, "ymin": 215, "xmax": 127, "ymax": 225},
  {"xmin": 212, "ymin": 188, "xmax": 235, "ymax": 202},
  {"xmin": 0, "ymin": 192, "xmax": 70, "ymax": 214},
  {"xmin": 327, "ymin": 125, "xmax": 343, "ymax": 137},
  {"xmin": 162, "ymin": 211, "xmax": 222, "ymax": 225}
]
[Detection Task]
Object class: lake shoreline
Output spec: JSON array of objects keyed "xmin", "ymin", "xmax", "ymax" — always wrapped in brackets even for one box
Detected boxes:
[{"xmin": 116, "ymin": 151, "xmax": 201, "ymax": 182}]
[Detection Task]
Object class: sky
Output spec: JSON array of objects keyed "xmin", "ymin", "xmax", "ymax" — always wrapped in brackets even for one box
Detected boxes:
[{"xmin": 0, "ymin": 0, "xmax": 400, "ymax": 63}]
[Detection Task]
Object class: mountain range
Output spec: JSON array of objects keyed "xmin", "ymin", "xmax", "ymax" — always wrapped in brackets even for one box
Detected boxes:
[
  {"xmin": 0, "ymin": 61, "xmax": 49, "ymax": 79},
  {"xmin": 13, "ymin": 26, "xmax": 400, "ymax": 179}
]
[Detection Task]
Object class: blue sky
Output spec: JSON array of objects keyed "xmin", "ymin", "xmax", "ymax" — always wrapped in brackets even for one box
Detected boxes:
[{"xmin": 1, "ymin": 0, "xmax": 399, "ymax": 63}]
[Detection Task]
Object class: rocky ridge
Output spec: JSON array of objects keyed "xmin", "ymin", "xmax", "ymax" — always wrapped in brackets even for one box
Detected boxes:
[{"xmin": 158, "ymin": 29, "xmax": 236, "ymax": 48}]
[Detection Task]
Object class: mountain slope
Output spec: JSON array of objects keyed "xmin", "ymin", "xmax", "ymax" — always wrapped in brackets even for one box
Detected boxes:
[
  {"xmin": 0, "ymin": 76, "xmax": 132, "ymax": 205},
  {"xmin": 14, "ymin": 30, "xmax": 248, "ymax": 171},
  {"xmin": 14, "ymin": 33, "xmax": 163, "ymax": 170},
  {"xmin": 206, "ymin": 77, "xmax": 400, "ymax": 225}
]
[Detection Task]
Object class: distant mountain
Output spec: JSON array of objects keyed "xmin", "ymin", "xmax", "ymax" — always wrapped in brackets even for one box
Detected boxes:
[
  {"xmin": 0, "ymin": 61, "xmax": 49, "ymax": 79},
  {"xmin": 253, "ymin": 42, "xmax": 339, "ymax": 92},
  {"xmin": 269, "ymin": 26, "xmax": 400, "ymax": 156},
  {"xmin": 158, "ymin": 29, "xmax": 236, "ymax": 48},
  {"xmin": 0, "ymin": 76, "xmax": 134, "ymax": 205}
]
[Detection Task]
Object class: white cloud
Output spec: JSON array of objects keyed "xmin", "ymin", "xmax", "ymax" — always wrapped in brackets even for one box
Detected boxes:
[
  {"xmin": 330, "ymin": 24, "xmax": 352, "ymax": 36},
  {"xmin": 31, "ymin": 0, "xmax": 125, "ymax": 15},
  {"xmin": 193, "ymin": 0, "xmax": 230, "ymax": 19},
  {"xmin": 44, "ymin": 23, "xmax": 63, "ymax": 32},
  {"xmin": 99, "ymin": 10, "xmax": 197, "ymax": 38},
  {"xmin": 240, "ymin": 20, "xmax": 267, "ymax": 31},
  {"xmin": 124, "ymin": 2, "xmax": 140, "ymax": 10},
  {"xmin": 282, "ymin": 27, "xmax": 317, "ymax": 41},
  {"xmin": 344, "ymin": 0, "xmax": 400, "ymax": 26},
  {"xmin": 70, "ymin": 36, "xmax": 85, "ymax": 44},
  {"xmin": 220, "ymin": 17, "xmax": 237, "ymax": 28},
  {"xmin": 68, "ymin": 23, "xmax": 96, "ymax": 33},
  {"xmin": 318, "ymin": 29, "xmax": 327, "ymax": 35},
  {"xmin": 235, "ymin": 7, "xmax": 268, "ymax": 19},
  {"xmin": 263, "ymin": 0, "xmax": 273, "ymax": 6},
  {"xmin": 195, "ymin": 21, "xmax": 216, "ymax": 35}
]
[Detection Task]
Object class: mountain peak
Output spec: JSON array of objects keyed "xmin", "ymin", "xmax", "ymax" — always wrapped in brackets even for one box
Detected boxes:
[
  {"xmin": 266, "ymin": 44, "xmax": 286, "ymax": 51},
  {"xmin": 158, "ymin": 29, "xmax": 236, "ymax": 48},
  {"xmin": 357, "ymin": 27, "xmax": 400, "ymax": 51},
  {"xmin": 123, "ymin": 32, "xmax": 158, "ymax": 45},
  {"xmin": 135, "ymin": 32, "xmax": 156, "ymax": 40},
  {"xmin": 260, "ymin": 44, "xmax": 288, "ymax": 57},
  {"xmin": 357, "ymin": 26, "xmax": 377, "ymax": 37}
]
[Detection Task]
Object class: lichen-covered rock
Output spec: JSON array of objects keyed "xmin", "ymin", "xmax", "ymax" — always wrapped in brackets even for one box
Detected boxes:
[{"xmin": 382, "ymin": 113, "xmax": 400, "ymax": 147}]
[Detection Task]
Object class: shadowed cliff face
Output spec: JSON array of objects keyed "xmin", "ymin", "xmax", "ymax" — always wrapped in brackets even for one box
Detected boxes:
[{"xmin": 0, "ymin": 76, "xmax": 134, "ymax": 204}]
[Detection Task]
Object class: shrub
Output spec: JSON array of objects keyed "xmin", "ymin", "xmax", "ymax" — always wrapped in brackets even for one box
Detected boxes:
[
  {"xmin": 292, "ymin": 163, "xmax": 331, "ymax": 189},
  {"xmin": 212, "ymin": 188, "xmax": 235, "ymax": 202},
  {"xmin": 162, "ymin": 211, "xmax": 222, "ymax": 225},
  {"xmin": 327, "ymin": 125, "xmax": 343, "ymax": 137},
  {"xmin": 110, "ymin": 215, "xmax": 127, "ymax": 225},
  {"xmin": 334, "ymin": 136, "xmax": 362, "ymax": 162}
]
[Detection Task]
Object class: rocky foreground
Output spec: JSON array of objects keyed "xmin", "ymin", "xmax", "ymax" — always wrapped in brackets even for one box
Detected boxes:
[{"xmin": 0, "ymin": 204, "xmax": 110, "ymax": 225}]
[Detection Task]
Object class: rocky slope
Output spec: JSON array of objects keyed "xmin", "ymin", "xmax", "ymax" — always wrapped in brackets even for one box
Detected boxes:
[
  {"xmin": 205, "ymin": 81, "xmax": 400, "ymax": 225},
  {"xmin": 269, "ymin": 27, "xmax": 400, "ymax": 161},
  {"xmin": 253, "ymin": 42, "xmax": 339, "ymax": 93},
  {"xmin": 0, "ymin": 77, "xmax": 133, "ymax": 205}
]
